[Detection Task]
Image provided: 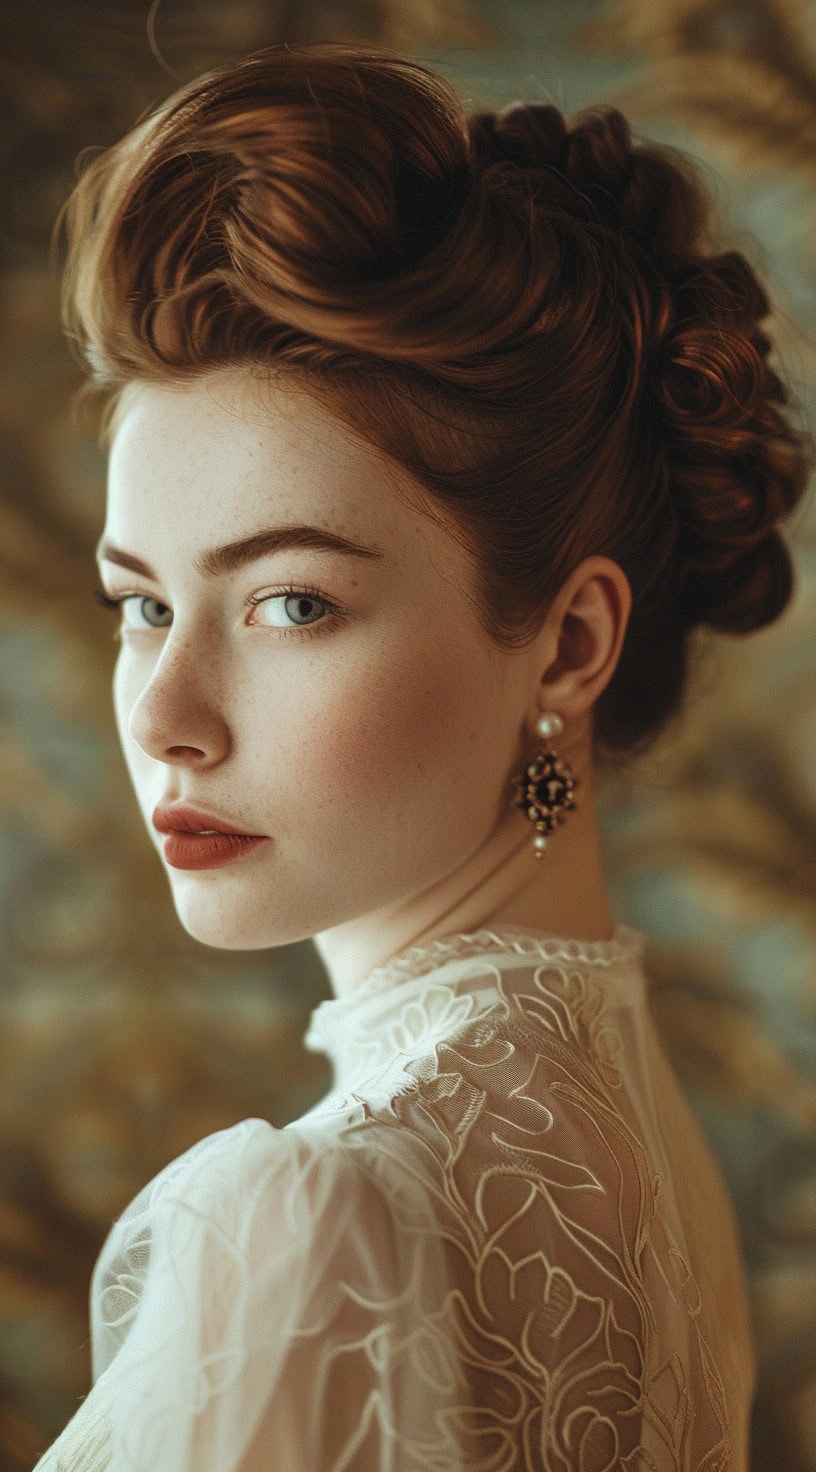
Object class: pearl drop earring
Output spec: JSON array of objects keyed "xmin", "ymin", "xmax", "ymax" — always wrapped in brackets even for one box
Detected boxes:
[{"xmin": 510, "ymin": 711, "xmax": 579, "ymax": 859}]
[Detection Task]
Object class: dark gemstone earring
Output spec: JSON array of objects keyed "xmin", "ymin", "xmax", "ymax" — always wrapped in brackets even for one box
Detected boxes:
[{"xmin": 510, "ymin": 712, "xmax": 579, "ymax": 859}]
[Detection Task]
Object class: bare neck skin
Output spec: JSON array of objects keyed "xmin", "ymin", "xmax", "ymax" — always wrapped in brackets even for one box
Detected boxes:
[{"xmin": 311, "ymin": 716, "xmax": 616, "ymax": 991}]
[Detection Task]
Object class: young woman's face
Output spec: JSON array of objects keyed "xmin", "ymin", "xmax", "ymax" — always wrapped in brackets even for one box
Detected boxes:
[{"xmin": 98, "ymin": 366, "xmax": 532, "ymax": 952}]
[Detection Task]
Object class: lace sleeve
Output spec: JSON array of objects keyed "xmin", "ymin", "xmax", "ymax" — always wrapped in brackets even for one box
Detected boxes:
[{"xmin": 32, "ymin": 1116, "xmax": 463, "ymax": 1472}]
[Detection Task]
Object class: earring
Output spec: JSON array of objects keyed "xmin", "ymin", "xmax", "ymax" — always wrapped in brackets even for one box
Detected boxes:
[{"xmin": 510, "ymin": 712, "xmax": 579, "ymax": 859}]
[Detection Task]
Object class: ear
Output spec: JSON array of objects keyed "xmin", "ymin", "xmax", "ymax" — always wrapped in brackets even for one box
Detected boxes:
[{"xmin": 534, "ymin": 557, "xmax": 632, "ymax": 724}]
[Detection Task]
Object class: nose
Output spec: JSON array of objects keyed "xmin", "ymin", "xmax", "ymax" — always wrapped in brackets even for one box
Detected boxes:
[{"xmin": 119, "ymin": 639, "xmax": 231, "ymax": 769}]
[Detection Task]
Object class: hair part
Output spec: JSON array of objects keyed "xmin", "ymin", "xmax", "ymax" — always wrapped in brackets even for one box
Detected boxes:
[{"xmin": 53, "ymin": 40, "xmax": 816, "ymax": 766}]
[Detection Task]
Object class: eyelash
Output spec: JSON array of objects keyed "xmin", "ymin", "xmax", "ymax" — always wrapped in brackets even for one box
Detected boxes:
[{"xmin": 93, "ymin": 582, "xmax": 344, "ymax": 641}]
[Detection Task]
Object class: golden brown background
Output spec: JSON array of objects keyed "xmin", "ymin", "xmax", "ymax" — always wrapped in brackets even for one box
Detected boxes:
[{"xmin": 1, "ymin": 0, "xmax": 815, "ymax": 1467}]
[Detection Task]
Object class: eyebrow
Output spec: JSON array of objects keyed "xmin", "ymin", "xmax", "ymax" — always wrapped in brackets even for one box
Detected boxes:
[{"xmin": 95, "ymin": 523, "xmax": 384, "ymax": 580}]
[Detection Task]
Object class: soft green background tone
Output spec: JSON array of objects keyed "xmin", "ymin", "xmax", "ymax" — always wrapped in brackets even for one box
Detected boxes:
[{"xmin": 1, "ymin": 1, "xmax": 815, "ymax": 1467}]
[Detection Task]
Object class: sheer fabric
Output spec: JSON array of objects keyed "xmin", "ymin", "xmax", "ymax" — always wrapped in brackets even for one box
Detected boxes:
[{"xmin": 33, "ymin": 923, "xmax": 755, "ymax": 1470}]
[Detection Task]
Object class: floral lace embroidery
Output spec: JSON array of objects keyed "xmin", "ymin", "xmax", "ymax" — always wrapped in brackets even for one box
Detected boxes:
[{"xmin": 31, "ymin": 928, "xmax": 754, "ymax": 1472}]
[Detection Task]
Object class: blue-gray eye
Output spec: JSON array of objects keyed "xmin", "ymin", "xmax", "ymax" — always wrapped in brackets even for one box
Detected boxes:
[
  {"xmin": 95, "ymin": 592, "xmax": 172, "ymax": 628},
  {"xmin": 124, "ymin": 597, "xmax": 173, "ymax": 629},
  {"xmin": 252, "ymin": 592, "xmax": 327, "ymax": 627},
  {"xmin": 95, "ymin": 584, "xmax": 343, "ymax": 637}
]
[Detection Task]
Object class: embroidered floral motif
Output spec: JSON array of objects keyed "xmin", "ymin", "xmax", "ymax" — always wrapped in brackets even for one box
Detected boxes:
[{"xmin": 33, "ymin": 928, "xmax": 754, "ymax": 1472}]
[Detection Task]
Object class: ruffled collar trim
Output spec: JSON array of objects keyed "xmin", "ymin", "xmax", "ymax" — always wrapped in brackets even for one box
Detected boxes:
[
  {"xmin": 341, "ymin": 920, "xmax": 642, "ymax": 997},
  {"xmin": 304, "ymin": 922, "xmax": 646, "ymax": 1075}
]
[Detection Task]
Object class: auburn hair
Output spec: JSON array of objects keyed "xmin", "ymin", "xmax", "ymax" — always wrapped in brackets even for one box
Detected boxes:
[{"xmin": 53, "ymin": 40, "xmax": 816, "ymax": 765}]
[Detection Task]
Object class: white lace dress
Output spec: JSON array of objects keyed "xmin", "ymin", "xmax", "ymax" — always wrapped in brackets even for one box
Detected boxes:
[{"xmin": 32, "ymin": 923, "xmax": 756, "ymax": 1471}]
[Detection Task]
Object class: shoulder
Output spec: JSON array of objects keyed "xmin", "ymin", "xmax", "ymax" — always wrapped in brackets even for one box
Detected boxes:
[
  {"xmin": 89, "ymin": 1117, "xmax": 401, "ymax": 1372},
  {"xmin": 38, "ymin": 1121, "xmax": 461, "ymax": 1471},
  {"xmin": 92, "ymin": 1114, "xmax": 393, "ymax": 1280}
]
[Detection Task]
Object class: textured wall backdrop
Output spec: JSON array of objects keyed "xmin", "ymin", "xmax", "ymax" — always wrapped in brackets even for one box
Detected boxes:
[{"xmin": 1, "ymin": 1, "xmax": 815, "ymax": 1468}]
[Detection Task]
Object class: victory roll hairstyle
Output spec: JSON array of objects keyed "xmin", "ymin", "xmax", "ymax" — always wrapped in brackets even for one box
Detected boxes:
[{"xmin": 54, "ymin": 41, "xmax": 816, "ymax": 764}]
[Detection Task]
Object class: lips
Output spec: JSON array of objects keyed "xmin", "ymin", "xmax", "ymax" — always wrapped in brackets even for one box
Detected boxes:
[
  {"xmin": 152, "ymin": 802, "xmax": 266, "ymax": 837},
  {"xmin": 160, "ymin": 830, "xmax": 269, "ymax": 870}
]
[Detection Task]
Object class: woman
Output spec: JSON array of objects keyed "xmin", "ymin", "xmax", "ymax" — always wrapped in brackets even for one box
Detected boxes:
[{"xmin": 35, "ymin": 39, "xmax": 814, "ymax": 1470}]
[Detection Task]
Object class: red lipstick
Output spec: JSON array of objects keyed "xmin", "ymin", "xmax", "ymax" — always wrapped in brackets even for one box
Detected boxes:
[
  {"xmin": 152, "ymin": 802, "xmax": 265, "ymax": 836},
  {"xmin": 152, "ymin": 802, "xmax": 270, "ymax": 871}
]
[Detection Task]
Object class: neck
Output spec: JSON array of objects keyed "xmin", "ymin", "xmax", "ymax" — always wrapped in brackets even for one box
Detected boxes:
[{"xmin": 313, "ymin": 757, "xmax": 616, "ymax": 998}]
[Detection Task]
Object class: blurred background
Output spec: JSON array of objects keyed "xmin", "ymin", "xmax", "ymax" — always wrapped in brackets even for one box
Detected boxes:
[{"xmin": 1, "ymin": 0, "xmax": 816, "ymax": 1467}]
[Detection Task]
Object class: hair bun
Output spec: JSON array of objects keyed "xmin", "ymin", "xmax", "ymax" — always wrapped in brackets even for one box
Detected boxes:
[
  {"xmin": 469, "ymin": 98, "xmax": 815, "ymax": 643},
  {"xmin": 468, "ymin": 102, "xmax": 640, "ymax": 241},
  {"xmin": 468, "ymin": 102, "xmax": 570, "ymax": 175},
  {"xmin": 681, "ymin": 530, "xmax": 794, "ymax": 633}
]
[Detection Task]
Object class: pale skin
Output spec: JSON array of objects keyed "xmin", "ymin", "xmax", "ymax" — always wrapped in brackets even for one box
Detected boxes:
[{"xmin": 97, "ymin": 364, "xmax": 632, "ymax": 998}]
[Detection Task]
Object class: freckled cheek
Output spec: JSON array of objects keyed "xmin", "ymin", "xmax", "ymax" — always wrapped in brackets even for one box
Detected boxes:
[{"xmin": 292, "ymin": 648, "xmax": 472, "ymax": 811}]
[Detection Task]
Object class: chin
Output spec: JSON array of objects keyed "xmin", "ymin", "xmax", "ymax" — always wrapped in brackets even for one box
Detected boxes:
[{"xmin": 166, "ymin": 884, "xmax": 288, "ymax": 952}]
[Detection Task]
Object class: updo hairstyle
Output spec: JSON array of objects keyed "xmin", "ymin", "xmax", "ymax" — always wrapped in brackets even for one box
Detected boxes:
[{"xmin": 54, "ymin": 41, "xmax": 816, "ymax": 764}]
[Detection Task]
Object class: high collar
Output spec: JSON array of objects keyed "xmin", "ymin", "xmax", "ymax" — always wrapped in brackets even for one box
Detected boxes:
[{"xmin": 303, "ymin": 922, "xmax": 647, "ymax": 1098}]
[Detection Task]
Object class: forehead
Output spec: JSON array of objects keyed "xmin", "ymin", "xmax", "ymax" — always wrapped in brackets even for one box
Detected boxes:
[
  {"xmin": 103, "ymin": 368, "xmax": 465, "ymax": 581},
  {"xmin": 111, "ymin": 369, "xmax": 375, "ymax": 485}
]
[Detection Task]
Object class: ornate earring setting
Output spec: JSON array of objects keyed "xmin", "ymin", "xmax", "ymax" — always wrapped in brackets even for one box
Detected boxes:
[{"xmin": 510, "ymin": 712, "xmax": 579, "ymax": 859}]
